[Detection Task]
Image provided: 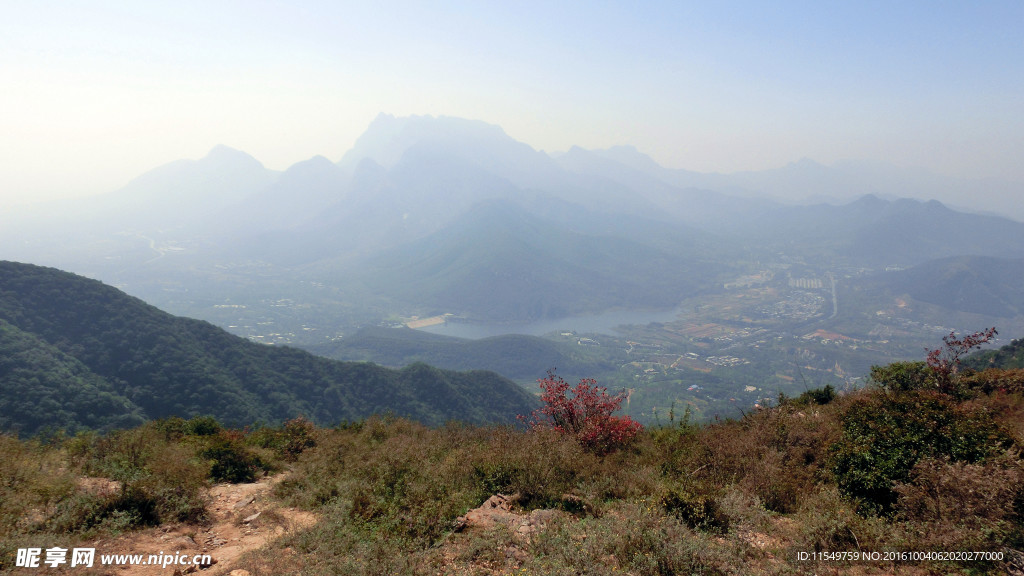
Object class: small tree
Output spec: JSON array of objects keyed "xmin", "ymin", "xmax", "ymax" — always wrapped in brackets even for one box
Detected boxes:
[
  {"xmin": 925, "ymin": 327, "xmax": 997, "ymax": 394},
  {"xmin": 522, "ymin": 370, "xmax": 642, "ymax": 456}
]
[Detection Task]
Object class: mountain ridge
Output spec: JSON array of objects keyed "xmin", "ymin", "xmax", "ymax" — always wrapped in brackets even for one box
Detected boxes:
[
  {"xmin": 2, "ymin": 114, "xmax": 1024, "ymax": 332},
  {"xmin": 0, "ymin": 261, "xmax": 537, "ymax": 436}
]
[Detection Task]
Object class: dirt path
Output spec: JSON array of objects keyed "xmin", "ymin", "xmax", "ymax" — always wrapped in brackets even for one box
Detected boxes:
[{"xmin": 82, "ymin": 473, "xmax": 315, "ymax": 575}]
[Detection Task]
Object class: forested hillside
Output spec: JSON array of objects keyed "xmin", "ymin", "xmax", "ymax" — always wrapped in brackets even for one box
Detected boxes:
[
  {"xmin": 308, "ymin": 326, "xmax": 617, "ymax": 382},
  {"xmin": 0, "ymin": 261, "xmax": 537, "ymax": 436},
  {"xmin": 966, "ymin": 337, "xmax": 1024, "ymax": 371}
]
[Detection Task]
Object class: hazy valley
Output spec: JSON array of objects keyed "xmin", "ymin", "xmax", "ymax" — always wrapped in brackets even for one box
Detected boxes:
[{"xmin": 3, "ymin": 114, "xmax": 1023, "ymax": 425}]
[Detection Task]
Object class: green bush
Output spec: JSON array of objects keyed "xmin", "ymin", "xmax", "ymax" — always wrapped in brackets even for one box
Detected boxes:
[
  {"xmin": 248, "ymin": 416, "xmax": 317, "ymax": 462},
  {"xmin": 660, "ymin": 489, "xmax": 730, "ymax": 534},
  {"xmin": 153, "ymin": 415, "xmax": 223, "ymax": 440},
  {"xmin": 869, "ymin": 361, "xmax": 933, "ymax": 392},
  {"xmin": 830, "ymin": 389, "xmax": 1013, "ymax": 515},
  {"xmin": 186, "ymin": 415, "xmax": 223, "ymax": 436},
  {"xmin": 202, "ymin": 431, "xmax": 266, "ymax": 483},
  {"xmin": 797, "ymin": 384, "xmax": 837, "ymax": 405},
  {"xmin": 44, "ymin": 490, "xmax": 145, "ymax": 534}
]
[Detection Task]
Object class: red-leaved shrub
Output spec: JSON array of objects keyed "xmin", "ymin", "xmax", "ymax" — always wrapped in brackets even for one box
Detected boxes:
[
  {"xmin": 926, "ymin": 327, "xmax": 997, "ymax": 394},
  {"xmin": 522, "ymin": 370, "xmax": 642, "ymax": 456}
]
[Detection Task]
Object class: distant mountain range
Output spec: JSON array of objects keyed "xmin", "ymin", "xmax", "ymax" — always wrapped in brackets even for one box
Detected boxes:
[
  {"xmin": 1, "ymin": 113, "xmax": 1023, "ymax": 330},
  {"xmin": 4, "ymin": 115, "xmax": 1024, "ymax": 434},
  {"xmin": 561, "ymin": 145, "xmax": 1024, "ymax": 219},
  {"xmin": 0, "ymin": 261, "xmax": 537, "ymax": 436}
]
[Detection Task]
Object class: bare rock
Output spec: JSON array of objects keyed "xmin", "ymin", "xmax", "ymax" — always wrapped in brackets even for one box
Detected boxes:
[
  {"xmin": 455, "ymin": 494, "xmax": 517, "ymax": 531},
  {"xmin": 454, "ymin": 493, "xmax": 565, "ymax": 542}
]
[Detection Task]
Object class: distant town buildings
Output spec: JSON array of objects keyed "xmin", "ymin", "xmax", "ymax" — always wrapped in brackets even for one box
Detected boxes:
[{"xmin": 787, "ymin": 277, "xmax": 823, "ymax": 289}]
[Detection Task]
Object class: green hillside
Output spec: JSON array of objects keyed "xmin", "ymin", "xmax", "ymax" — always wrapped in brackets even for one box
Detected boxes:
[
  {"xmin": 0, "ymin": 261, "xmax": 537, "ymax": 435},
  {"xmin": 0, "ymin": 319, "xmax": 146, "ymax": 434},
  {"xmin": 966, "ymin": 337, "xmax": 1024, "ymax": 371},
  {"xmin": 308, "ymin": 326, "xmax": 620, "ymax": 382}
]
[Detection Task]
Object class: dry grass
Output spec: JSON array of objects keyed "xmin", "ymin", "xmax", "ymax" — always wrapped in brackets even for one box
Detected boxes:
[{"xmin": 4, "ymin": 382, "xmax": 1024, "ymax": 575}]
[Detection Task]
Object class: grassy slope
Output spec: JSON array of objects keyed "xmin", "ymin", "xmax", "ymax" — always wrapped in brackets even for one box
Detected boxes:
[{"xmin": 4, "ymin": 367, "xmax": 1023, "ymax": 574}]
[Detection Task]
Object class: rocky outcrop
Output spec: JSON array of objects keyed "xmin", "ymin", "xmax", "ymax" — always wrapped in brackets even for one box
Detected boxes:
[{"xmin": 453, "ymin": 494, "xmax": 565, "ymax": 542}]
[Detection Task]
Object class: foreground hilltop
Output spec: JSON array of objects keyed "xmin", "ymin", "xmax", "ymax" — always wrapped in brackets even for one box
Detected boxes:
[
  {"xmin": 0, "ymin": 261, "xmax": 537, "ymax": 436},
  {"xmin": 2, "ymin": 337, "xmax": 1024, "ymax": 574}
]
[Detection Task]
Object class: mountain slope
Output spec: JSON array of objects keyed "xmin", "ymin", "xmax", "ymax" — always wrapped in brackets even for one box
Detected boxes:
[
  {"xmin": 868, "ymin": 255, "xmax": 1024, "ymax": 318},
  {"xmin": 338, "ymin": 113, "xmax": 566, "ymax": 191},
  {"xmin": 554, "ymin": 145, "xmax": 773, "ymax": 228},
  {"xmin": 966, "ymin": 337, "xmax": 1024, "ymax": 370},
  {"xmin": 734, "ymin": 195, "xmax": 1024, "ymax": 266},
  {"xmin": 0, "ymin": 261, "xmax": 537, "ymax": 435},
  {"xmin": 345, "ymin": 200, "xmax": 721, "ymax": 321},
  {"xmin": 209, "ymin": 154, "xmax": 349, "ymax": 236},
  {"xmin": 103, "ymin": 145, "xmax": 276, "ymax": 230},
  {"xmin": 0, "ymin": 318, "xmax": 146, "ymax": 435},
  {"xmin": 0, "ymin": 146, "xmax": 278, "ymax": 275},
  {"xmin": 308, "ymin": 326, "xmax": 620, "ymax": 383}
]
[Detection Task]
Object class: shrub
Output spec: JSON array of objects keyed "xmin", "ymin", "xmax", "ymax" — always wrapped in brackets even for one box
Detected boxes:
[
  {"xmin": 830, "ymin": 389, "xmax": 1013, "ymax": 515},
  {"xmin": 660, "ymin": 489, "xmax": 730, "ymax": 534},
  {"xmin": 522, "ymin": 370, "xmax": 642, "ymax": 456},
  {"xmin": 277, "ymin": 417, "xmax": 482, "ymax": 546},
  {"xmin": 155, "ymin": 415, "xmax": 223, "ymax": 439},
  {"xmin": 894, "ymin": 457, "xmax": 1023, "ymax": 525},
  {"xmin": 871, "ymin": 329, "xmax": 998, "ymax": 396},
  {"xmin": 926, "ymin": 327, "xmax": 997, "ymax": 394},
  {"xmin": 0, "ymin": 435, "xmax": 76, "ymax": 534},
  {"xmin": 869, "ymin": 361, "xmax": 933, "ymax": 392},
  {"xmin": 249, "ymin": 416, "xmax": 318, "ymax": 462},
  {"xmin": 44, "ymin": 488, "xmax": 157, "ymax": 534},
  {"xmin": 202, "ymin": 431, "xmax": 266, "ymax": 483},
  {"xmin": 797, "ymin": 384, "xmax": 837, "ymax": 405},
  {"xmin": 136, "ymin": 442, "xmax": 208, "ymax": 523},
  {"xmin": 526, "ymin": 501, "xmax": 733, "ymax": 576},
  {"xmin": 694, "ymin": 402, "xmax": 841, "ymax": 513},
  {"xmin": 468, "ymin": 425, "xmax": 594, "ymax": 510},
  {"xmin": 68, "ymin": 424, "xmax": 209, "ymax": 528},
  {"xmin": 280, "ymin": 416, "xmax": 317, "ymax": 460},
  {"xmin": 796, "ymin": 487, "xmax": 868, "ymax": 553},
  {"xmin": 962, "ymin": 368, "xmax": 1024, "ymax": 395}
]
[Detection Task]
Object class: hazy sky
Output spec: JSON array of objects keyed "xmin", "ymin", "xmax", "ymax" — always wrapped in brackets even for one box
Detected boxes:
[{"xmin": 2, "ymin": 0, "xmax": 1022, "ymax": 207}]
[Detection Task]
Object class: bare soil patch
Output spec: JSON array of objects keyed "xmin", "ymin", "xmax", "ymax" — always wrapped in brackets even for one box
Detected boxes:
[{"xmin": 77, "ymin": 473, "xmax": 314, "ymax": 576}]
